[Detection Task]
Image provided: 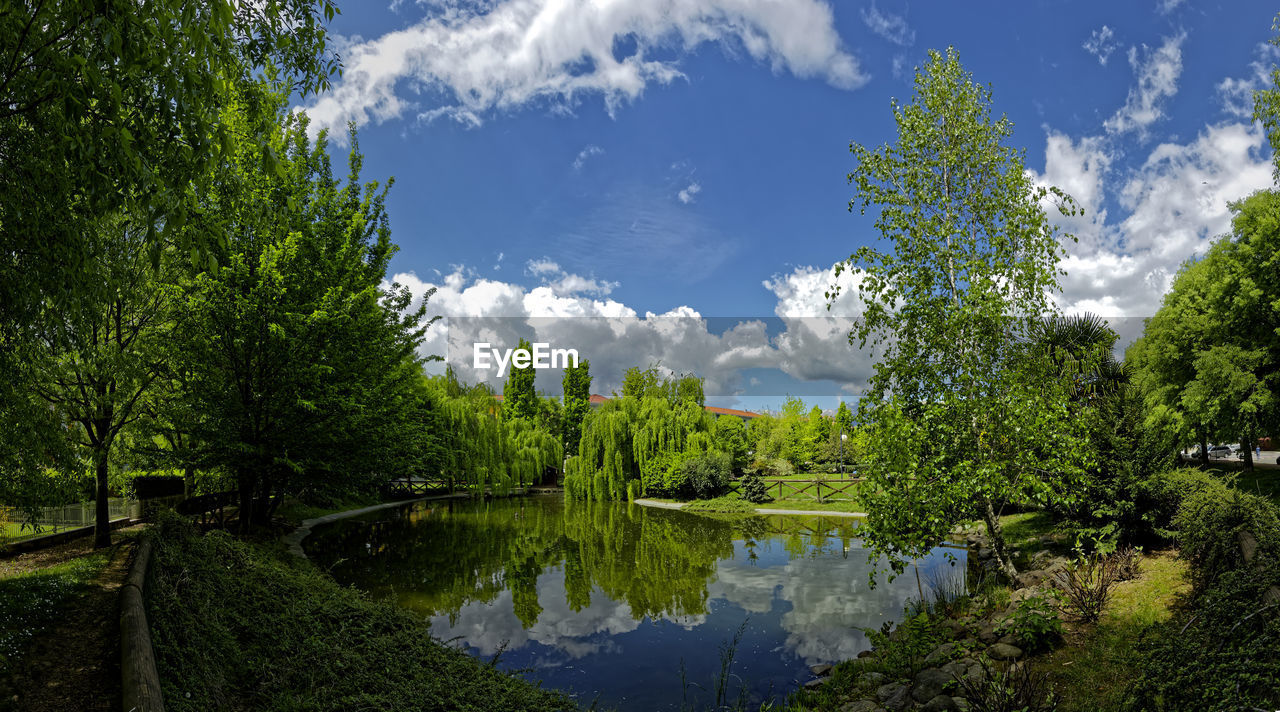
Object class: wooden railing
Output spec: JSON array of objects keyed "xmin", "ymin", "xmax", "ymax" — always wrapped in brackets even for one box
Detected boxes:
[{"xmin": 724, "ymin": 478, "xmax": 864, "ymax": 502}]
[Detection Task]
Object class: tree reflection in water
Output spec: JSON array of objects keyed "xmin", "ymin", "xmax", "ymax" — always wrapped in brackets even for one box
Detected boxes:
[{"xmin": 305, "ymin": 496, "xmax": 964, "ymax": 711}]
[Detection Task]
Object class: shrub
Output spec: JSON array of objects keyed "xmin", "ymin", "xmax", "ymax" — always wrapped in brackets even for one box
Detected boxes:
[
  {"xmin": 1175, "ymin": 487, "xmax": 1280, "ymax": 592},
  {"xmin": 997, "ymin": 595, "xmax": 1063, "ymax": 653},
  {"xmin": 956, "ymin": 656, "xmax": 1059, "ymax": 712},
  {"xmin": 738, "ymin": 473, "xmax": 772, "ymax": 503},
  {"xmin": 675, "ymin": 450, "xmax": 731, "ymax": 499},
  {"xmin": 1053, "ymin": 553, "xmax": 1119, "ymax": 622},
  {"xmin": 864, "ymin": 610, "xmax": 943, "ymax": 677},
  {"xmin": 1112, "ymin": 545, "xmax": 1141, "ymax": 581},
  {"xmin": 1130, "ymin": 565, "xmax": 1280, "ymax": 710},
  {"xmin": 747, "ymin": 457, "xmax": 793, "ymax": 478}
]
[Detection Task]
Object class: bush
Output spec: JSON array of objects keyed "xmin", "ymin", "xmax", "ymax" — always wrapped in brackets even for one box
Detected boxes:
[
  {"xmin": 997, "ymin": 594, "xmax": 1063, "ymax": 653},
  {"xmin": 1130, "ymin": 566, "xmax": 1280, "ymax": 710},
  {"xmin": 956, "ymin": 656, "xmax": 1059, "ymax": 712},
  {"xmin": 1175, "ymin": 487, "xmax": 1280, "ymax": 592},
  {"xmin": 661, "ymin": 450, "xmax": 731, "ymax": 499},
  {"xmin": 738, "ymin": 473, "xmax": 772, "ymax": 503},
  {"xmin": 746, "ymin": 457, "xmax": 793, "ymax": 478},
  {"xmin": 1053, "ymin": 553, "xmax": 1119, "ymax": 623},
  {"xmin": 1112, "ymin": 545, "xmax": 1141, "ymax": 581},
  {"xmin": 864, "ymin": 610, "xmax": 943, "ymax": 677}
]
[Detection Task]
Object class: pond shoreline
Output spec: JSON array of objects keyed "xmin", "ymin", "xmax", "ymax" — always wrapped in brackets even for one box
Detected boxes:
[
  {"xmin": 283, "ymin": 493, "xmax": 470, "ymax": 559},
  {"xmin": 632, "ymin": 497, "xmax": 867, "ymax": 518}
]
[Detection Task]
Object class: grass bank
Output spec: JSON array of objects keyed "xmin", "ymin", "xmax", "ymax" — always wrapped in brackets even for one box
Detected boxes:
[{"xmin": 146, "ymin": 514, "xmax": 575, "ymax": 711}]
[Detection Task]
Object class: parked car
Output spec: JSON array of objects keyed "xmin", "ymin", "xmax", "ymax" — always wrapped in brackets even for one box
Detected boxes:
[{"xmin": 1207, "ymin": 445, "xmax": 1232, "ymax": 459}]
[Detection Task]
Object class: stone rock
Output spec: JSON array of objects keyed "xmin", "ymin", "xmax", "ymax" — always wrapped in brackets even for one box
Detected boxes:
[
  {"xmin": 924, "ymin": 642, "xmax": 959, "ymax": 665},
  {"xmin": 921, "ymin": 694, "xmax": 958, "ymax": 712},
  {"xmin": 841, "ymin": 700, "xmax": 885, "ymax": 712},
  {"xmin": 953, "ymin": 697, "xmax": 970, "ymax": 712},
  {"xmin": 912, "ymin": 668, "xmax": 953, "ymax": 703},
  {"xmin": 857, "ymin": 649, "xmax": 875, "ymax": 658},
  {"xmin": 877, "ymin": 682, "xmax": 905, "ymax": 702},
  {"xmin": 859, "ymin": 671, "xmax": 887, "ymax": 687},
  {"xmin": 939, "ymin": 661, "xmax": 968, "ymax": 680},
  {"xmin": 1010, "ymin": 586, "xmax": 1041, "ymax": 604},
  {"xmin": 977, "ymin": 546, "xmax": 993, "ymax": 560},
  {"xmin": 810, "ymin": 663, "xmax": 833, "ymax": 676},
  {"xmin": 988, "ymin": 643, "xmax": 1024, "ymax": 660},
  {"xmin": 1015, "ymin": 570, "xmax": 1049, "ymax": 589},
  {"xmin": 996, "ymin": 634, "xmax": 1019, "ymax": 647},
  {"xmin": 978, "ymin": 623, "xmax": 999, "ymax": 644},
  {"xmin": 804, "ymin": 678, "xmax": 826, "ymax": 689},
  {"xmin": 877, "ymin": 683, "xmax": 912, "ymax": 711},
  {"xmin": 938, "ymin": 619, "xmax": 967, "ymax": 640}
]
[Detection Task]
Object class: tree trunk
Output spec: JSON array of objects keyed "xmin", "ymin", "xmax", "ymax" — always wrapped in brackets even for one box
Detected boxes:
[
  {"xmin": 982, "ymin": 497, "xmax": 1018, "ymax": 580},
  {"xmin": 1199, "ymin": 432, "xmax": 1209, "ymax": 465},
  {"xmin": 1242, "ymin": 433, "xmax": 1254, "ymax": 471},
  {"xmin": 237, "ymin": 471, "xmax": 257, "ymax": 535},
  {"xmin": 93, "ymin": 445, "xmax": 111, "ymax": 549}
]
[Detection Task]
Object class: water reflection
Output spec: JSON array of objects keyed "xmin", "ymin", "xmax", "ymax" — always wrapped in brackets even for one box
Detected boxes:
[{"xmin": 306, "ymin": 496, "xmax": 964, "ymax": 711}]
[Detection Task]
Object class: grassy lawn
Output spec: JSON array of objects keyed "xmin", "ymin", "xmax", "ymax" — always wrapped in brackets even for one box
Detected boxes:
[
  {"xmin": 1231, "ymin": 466, "xmax": 1280, "ymax": 505},
  {"xmin": 1039, "ymin": 550, "xmax": 1191, "ymax": 712},
  {"xmin": 754, "ymin": 499, "xmax": 866, "ymax": 513},
  {"xmin": 0, "ymin": 550, "xmax": 109, "ymax": 673}
]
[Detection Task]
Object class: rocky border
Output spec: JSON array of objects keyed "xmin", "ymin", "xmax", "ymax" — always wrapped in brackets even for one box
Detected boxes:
[
  {"xmin": 808, "ymin": 529, "xmax": 1069, "ymax": 712},
  {"xmin": 120, "ymin": 536, "xmax": 164, "ymax": 712}
]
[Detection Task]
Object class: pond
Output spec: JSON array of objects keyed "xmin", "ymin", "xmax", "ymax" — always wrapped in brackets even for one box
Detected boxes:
[{"xmin": 304, "ymin": 495, "xmax": 965, "ymax": 711}]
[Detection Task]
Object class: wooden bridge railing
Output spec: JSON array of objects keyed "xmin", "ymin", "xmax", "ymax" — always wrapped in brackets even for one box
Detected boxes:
[{"xmin": 724, "ymin": 478, "xmax": 864, "ymax": 502}]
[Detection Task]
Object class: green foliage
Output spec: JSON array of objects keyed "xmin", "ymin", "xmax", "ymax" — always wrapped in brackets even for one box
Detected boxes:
[
  {"xmin": 567, "ymin": 370, "xmax": 716, "ymax": 500},
  {"xmin": 864, "ymin": 610, "xmax": 944, "ymax": 678},
  {"xmin": 738, "ymin": 473, "xmax": 772, "ymax": 504},
  {"xmin": 998, "ymin": 595, "xmax": 1064, "ymax": 652},
  {"xmin": 712, "ymin": 416, "xmax": 750, "ymax": 473},
  {"xmin": 146, "ymin": 513, "xmax": 574, "ymax": 711},
  {"xmin": 561, "ymin": 359, "xmax": 592, "ymax": 456},
  {"xmin": 0, "ymin": 0, "xmax": 339, "ymax": 514},
  {"xmin": 170, "ymin": 86, "xmax": 432, "ymax": 523},
  {"xmin": 1175, "ymin": 486, "xmax": 1280, "ymax": 592},
  {"xmin": 956, "ymin": 656, "xmax": 1060, "ymax": 712},
  {"xmin": 502, "ymin": 338, "xmax": 539, "ymax": 422},
  {"xmin": 1130, "ymin": 565, "xmax": 1280, "ymax": 711},
  {"xmin": 835, "ymin": 47, "xmax": 1088, "ymax": 581},
  {"xmin": 665, "ymin": 450, "xmax": 731, "ymax": 499}
]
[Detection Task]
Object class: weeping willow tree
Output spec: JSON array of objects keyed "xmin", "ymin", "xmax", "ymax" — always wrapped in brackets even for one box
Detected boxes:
[
  {"xmin": 565, "ymin": 370, "xmax": 720, "ymax": 501},
  {"xmin": 427, "ymin": 369, "xmax": 562, "ymax": 496}
]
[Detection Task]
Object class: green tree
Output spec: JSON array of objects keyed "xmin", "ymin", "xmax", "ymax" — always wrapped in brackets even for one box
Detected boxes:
[
  {"xmin": 502, "ymin": 338, "xmax": 539, "ymax": 422},
  {"xmin": 0, "ymin": 2, "xmax": 339, "ymax": 507},
  {"xmin": 562, "ymin": 359, "xmax": 592, "ymax": 456},
  {"xmin": 834, "ymin": 401, "xmax": 855, "ymax": 437},
  {"xmin": 172, "ymin": 85, "xmax": 429, "ymax": 528},
  {"xmin": 32, "ymin": 217, "xmax": 171, "ymax": 547},
  {"xmin": 835, "ymin": 48, "xmax": 1086, "ymax": 580},
  {"xmin": 713, "ymin": 415, "xmax": 750, "ymax": 473}
]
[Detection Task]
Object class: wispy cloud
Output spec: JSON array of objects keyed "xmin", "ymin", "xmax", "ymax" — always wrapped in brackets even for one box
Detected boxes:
[
  {"xmin": 860, "ymin": 3, "xmax": 914, "ymax": 47},
  {"xmin": 1103, "ymin": 32, "xmax": 1186, "ymax": 138},
  {"xmin": 1082, "ymin": 26, "xmax": 1119, "ymax": 66},
  {"xmin": 301, "ymin": 0, "xmax": 867, "ymax": 138},
  {"xmin": 572, "ymin": 144, "xmax": 604, "ymax": 170},
  {"xmin": 677, "ymin": 182, "xmax": 702, "ymax": 204}
]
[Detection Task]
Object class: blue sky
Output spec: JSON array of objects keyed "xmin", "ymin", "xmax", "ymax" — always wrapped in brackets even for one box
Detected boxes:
[{"xmin": 296, "ymin": 0, "xmax": 1277, "ymax": 409}]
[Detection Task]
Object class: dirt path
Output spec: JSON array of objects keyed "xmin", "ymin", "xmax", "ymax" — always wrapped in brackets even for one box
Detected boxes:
[{"xmin": 3, "ymin": 533, "xmax": 141, "ymax": 712}]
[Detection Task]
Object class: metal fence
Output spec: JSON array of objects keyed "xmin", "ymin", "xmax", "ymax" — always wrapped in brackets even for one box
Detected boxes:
[{"xmin": 1, "ymin": 498, "xmax": 137, "ymax": 542}]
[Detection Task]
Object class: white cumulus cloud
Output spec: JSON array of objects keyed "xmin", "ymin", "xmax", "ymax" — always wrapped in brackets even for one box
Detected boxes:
[
  {"xmin": 677, "ymin": 181, "xmax": 702, "ymax": 204},
  {"xmin": 860, "ymin": 3, "xmax": 914, "ymax": 47},
  {"xmin": 301, "ymin": 0, "xmax": 866, "ymax": 137}
]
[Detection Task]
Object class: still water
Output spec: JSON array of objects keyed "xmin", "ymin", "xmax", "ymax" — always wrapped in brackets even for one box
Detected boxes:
[{"xmin": 304, "ymin": 495, "xmax": 964, "ymax": 710}]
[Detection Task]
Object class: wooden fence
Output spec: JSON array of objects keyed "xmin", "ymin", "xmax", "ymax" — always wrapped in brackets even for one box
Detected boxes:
[{"xmin": 724, "ymin": 478, "xmax": 864, "ymax": 502}]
